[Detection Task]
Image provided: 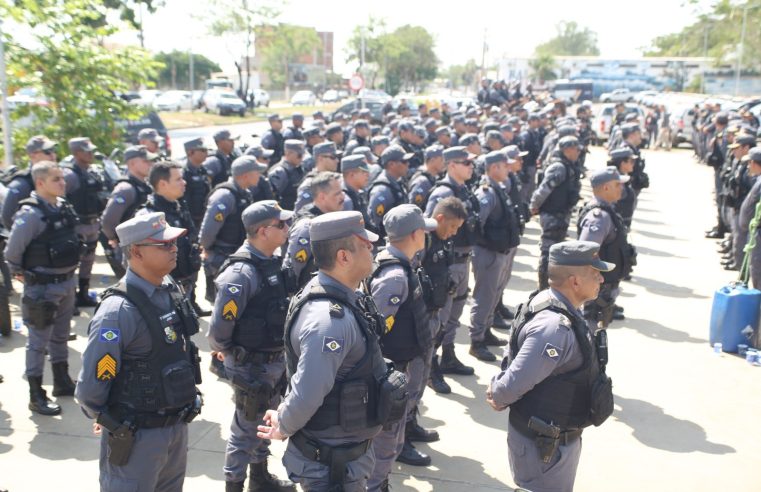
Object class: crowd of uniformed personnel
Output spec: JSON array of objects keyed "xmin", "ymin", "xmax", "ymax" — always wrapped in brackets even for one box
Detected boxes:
[{"xmin": 0, "ymin": 82, "xmax": 650, "ymax": 491}]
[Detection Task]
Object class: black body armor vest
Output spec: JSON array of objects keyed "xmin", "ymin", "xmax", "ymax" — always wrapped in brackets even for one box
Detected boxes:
[
  {"xmin": 209, "ymin": 183, "xmax": 252, "ymax": 251},
  {"xmin": 432, "ymin": 180, "xmax": 481, "ymax": 248},
  {"xmin": 477, "ymin": 181, "xmax": 521, "ymax": 253},
  {"xmin": 576, "ymin": 201, "xmax": 632, "ymax": 284},
  {"xmin": 115, "ymin": 176, "xmax": 152, "ymax": 223},
  {"xmin": 182, "ymin": 164, "xmax": 211, "ymax": 223},
  {"xmin": 141, "ymin": 195, "xmax": 201, "ymax": 280},
  {"xmin": 421, "ymin": 234, "xmax": 453, "ymax": 310},
  {"xmin": 367, "ymin": 174, "xmax": 406, "ymax": 238},
  {"xmin": 268, "ymin": 162, "xmax": 305, "ymax": 210},
  {"xmin": 63, "ymin": 163, "xmax": 107, "ymax": 220},
  {"xmin": 539, "ymin": 158, "xmax": 581, "ymax": 214},
  {"xmin": 20, "ymin": 196, "xmax": 81, "ymax": 270},
  {"xmin": 292, "ymin": 205, "xmax": 323, "ymax": 288}
]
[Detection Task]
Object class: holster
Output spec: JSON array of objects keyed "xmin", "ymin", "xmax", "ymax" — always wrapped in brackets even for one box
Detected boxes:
[
  {"xmin": 22, "ymin": 297, "xmax": 57, "ymax": 328},
  {"xmin": 290, "ymin": 431, "xmax": 370, "ymax": 490},
  {"xmin": 97, "ymin": 413, "xmax": 136, "ymax": 466},
  {"xmin": 535, "ymin": 435, "xmax": 560, "ymax": 464},
  {"xmin": 232, "ymin": 374, "xmax": 273, "ymax": 421}
]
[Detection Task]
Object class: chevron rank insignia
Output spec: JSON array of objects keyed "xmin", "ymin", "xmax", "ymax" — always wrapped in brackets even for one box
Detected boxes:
[
  {"xmin": 322, "ymin": 337, "xmax": 344, "ymax": 353},
  {"xmin": 222, "ymin": 299, "xmax": 238, "ymax": 320},
  {"xmin": 329, "ymin": 302, "xmax": 344, "ymax": 318},
  {"xmin": 385, "ymin": 315, "xmax": 395, "ymax": 333},
  {"xmin": 96, "ymin": 353, "xmax": 117, "ymax": 381},
  {"xmin": 414, "ymin": 194, "xmax": 423, "ymax": 204},
  {"xmin": 295, "ymin": 249, "xmax": 308, "ymax": 263},
  {"xmin": 375, "ymin": 203, "xmax": 385, "ymax": 216},
  {"xmin": 214, "ymin": 212, "xmax": 224, "ymax": 222}
]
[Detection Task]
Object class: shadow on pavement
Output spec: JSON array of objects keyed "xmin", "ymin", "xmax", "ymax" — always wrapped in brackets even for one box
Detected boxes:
[
  {"xmin": 634, "ymin": 216, "xmax": 664, "ymax": 227},
  {"xmin": 633, "ymin": 276, "xmax": 709, "ymax": 299},
  {"xmin": 620, "ymin": 317, "xmax": 705, "ymax": 344},
  {"xmin": 0, "ymin": 402, "xmax": 12, "ymax": 455},
  {"xmin": 186, "ymin": 419, "xmax": 228, "ymax": 479},
  {"xmin": 633, "ymin": 245, "xmax": 686, "ymax": 259},
  {"xmin": 635, "ymin": 229, "xmax": 683, "ymax": 241},
  {"xmin": 613, "ymin": 396, "xmax": 735, "ymax": 455},
  {"xmin": 28, "ymin": 414, "xmax": 99, "ymax": 461}
]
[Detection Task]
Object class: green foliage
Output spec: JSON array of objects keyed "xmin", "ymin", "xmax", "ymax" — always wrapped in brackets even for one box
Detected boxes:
[
  {"xmin": 1, "ymin": 0, "xmax": 161, "ymax": 165},
  {"xmin": 535, "ymin": 21, "xmax": 600, "ymax": 56},
  {"xmin": 153, "ymin": 51, "xmax": 221, "ymax": 89},
  {"xmin": 102, "ymin": 0, "xmax": 164, "ymax": 29},
  {"xmin": 257, "ymin": 23, "xmax": 322, "ymax": 90},
  {"xmin": 529, "ymin": 53, "xmax": 558, "ymax": 81},
  {"xmin": 441, "ymin": 59, "xmax": 480, "ymax": 89}
]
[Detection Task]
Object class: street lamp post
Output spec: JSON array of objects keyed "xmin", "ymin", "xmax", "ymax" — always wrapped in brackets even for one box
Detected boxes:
[
  {"xmin": 0, "ymin": 19, "xmax": 12, "ymax": 168},
  {"xmin": 735, "ymin": 4, "xmax": 760, "ymax": 96}
]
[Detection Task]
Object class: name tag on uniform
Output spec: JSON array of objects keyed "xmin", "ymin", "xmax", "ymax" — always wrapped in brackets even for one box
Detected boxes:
[{"xmin": 160, "ymin": 311, "xmax": 179, "ymax": 327}]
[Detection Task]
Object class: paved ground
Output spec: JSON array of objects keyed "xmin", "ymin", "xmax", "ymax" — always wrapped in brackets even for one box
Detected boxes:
[{"xmin": 0, "ymin": 144, "xmax": 758, "ymax": 491}]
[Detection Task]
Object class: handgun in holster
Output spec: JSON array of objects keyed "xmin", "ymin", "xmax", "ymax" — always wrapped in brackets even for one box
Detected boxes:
[
  {"xmin": 527, "ymin": 416, "xmax": 561, "ymax": 464},
  {"xmin": 97, "ymin": 412, "xmax": 136, "ymax": 466},
  {"xmin": 232, "ymin": 374, "xmax": 272, "ymax": 421}
]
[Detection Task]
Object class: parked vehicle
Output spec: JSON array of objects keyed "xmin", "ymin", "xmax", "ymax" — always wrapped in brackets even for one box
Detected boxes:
[
  {"xmin": 600, "ymin": 88, "xmax": 634, "ymax": 103},
  {"xmin": 203, "ymin": 90, "xmax": 247, "ymax": 116},
  {"xmin": 291, "ymin": 90, "xmax": 317, "ymax": 106},
  {"xmin": 116, "ymin": 111, "xmax": 172, "ymax": 155},
  {"xmin": 669, "ymin": 105, "xmax": 697, "ymax": 148},
  {"xmin": 153, "ymin": 90, "xmax": 193, "ymax": 112},
  {"xmin": 332, "ymin": 98, "xmax": 387, "ymax": 123},
  {"xmin": 251, "ymin": 89, "xmax": 270, "ymax": 107},
  {"xmin": 134, "ymin": 89, "xmax": 162, "ymax": 107},
  {"xmin": 594, "ymin": 103, "xmax": 644, "ymax": 143},
  {"xmin": 552, "ymin": 80, "xmax": 594, "ymax": 104},
  {"xmin": 322, "ymin": 90, "xmax": 340, "ymax": 103}
]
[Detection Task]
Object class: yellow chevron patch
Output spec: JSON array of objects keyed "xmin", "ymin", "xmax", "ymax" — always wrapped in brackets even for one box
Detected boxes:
[
  {"xmin": 385, "ymin": 315, "xmax": 395, "ymax": 333},
  {"xmin": 96, "ymin": 353, "xmax": 117, "ymax": 381},
  {"xmin": 295, "ymin": 249, "xmax": 308, "ymax": 263},
  {"xmin": 223, "ymin": 299, "xmax": 238, "ymax": 321},
  {"xmin": 375, "ymin": 203, "xmax": 385, "ymax": 216}
]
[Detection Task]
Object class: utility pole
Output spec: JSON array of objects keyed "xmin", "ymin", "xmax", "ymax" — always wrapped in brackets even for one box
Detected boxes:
[
  {"xmin": 735, "ymin": 4, "xmax": 760, "ymax": 96},
  {"xmin": 481, "ymin": 28, "xmax": 487, "ymax": 89},
  {"xmin": 189, "ymin": 50, "xmax": 194, "ymax": 113},
  {"xmin": 0, "ymin": 19, "xmax": 12, "ymax": 168},
  {"xmin": 138, "ymin": 3, "xmax": 145, "ymax": 48},
  {"xmin": 359, "ymin": 27, "xmax": 366, "ymax": 109}
]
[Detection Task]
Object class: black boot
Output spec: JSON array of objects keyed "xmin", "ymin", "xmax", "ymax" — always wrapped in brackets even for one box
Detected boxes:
[
  {"xmin": 469, "ymin": 341, "xmax": 496, "ymax": 362},
  {"xmin": 28, "ymin": 376, "xmax": 61, "ymax": 416},
  {"xmin": 483, "ymin": 328, "xmax": 507, "ymax": 347},
  {"xmin": 51, "ymin": 361, "xmax": 76, "ymax": 396},
  {"xmin": 406, "ymin": 409, "xmax": 439, "ymax": 443},
  {"xmin": 396, "ymin": 439, "xmax": 431, "ymax": 466},
  {"xmin": 76, "ymin": 278, "xmax": 97, "ymax": 307},
  {"xmin": 380, "ymin": 478, "xmax": 390, "ymax": 492},
  {"xmin": 226, "ymin": 481, "xmax": 244, "ymax": 492},
  {"xmin": 205, "ymin": 274, "xmax": 216, "ymax": 303},
  {"xmin": 248, "ymin": 460, "xmax": 296, "ymax": 491},
  {"xmin": 491, "ymin": 312, "xmax": 511, "ymax": 330},
  {"xmin": 439, "ymin": 344, "xmax": 475, "ymax": 375},
  {"xmin": 705, "ymin": 226, "xmax": 725, "ymax": 239},
  {"xmin": 497, "ymin": 301, "xmax": 515, "ymax": 320},
  {"xmin": 427, "ymin": 355, "xmax": 451, "ymax": 394}
]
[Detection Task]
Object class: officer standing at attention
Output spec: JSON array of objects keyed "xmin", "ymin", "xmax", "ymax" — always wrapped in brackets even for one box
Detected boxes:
[
  {"xmin": 340, "ymin": 154, "xmax": 371, "ymax": 222},
  {"xmin": 469, "ymin": 151, "xmax": 520, "ymax": 362},
  {"xmin": 293, "ymin": 142, "xmax": 339, "ymax": 212},
  {"xmin": 2, "ymin": 135, "xmax": 57, "ymax": 230},
  {"xmin": 282, "ymin": 113, "xmax": 305, "ymax": 141},
  {"xmin": 137, "ymin": 128, "xmax": 165, "ymax": 158},
  {"xmin": 487, "ymin": 241, "xmax": 615, "ymax": 492},
  {"xmin": 199, "ymin": 157, "xmax": 261, "ymax": 301},
  {"xmin": 256, "ymin": 211, "xmax": 408, "ymax": 492},
  {"xmin": 63, "ymin": 137, "xmax": 109, "ymax": 307},
  {"xmin": 408, "ymin": 145, "xmax": 445, "ymax": 210},
  {"xmin": 737, "ymin": 148, "xmax": 761, "ymax": 288},
  {"xmin": 243, "ymin": 146, "xmax": 277, "ymax": 203},
  {"xmin": 101, "ymin": 145, "xmax": 156, "ymax": 277},
  {"xmin": 344, "ymin": 120, "xmax": 372, "ymax": 155},
  {"xmin": 577, "ymin": 168, "xmax": 633, "ymax": 327},
  {"xmin": 205, "ymin": 129, "xmax": 242, "ymax": 187},
  {"xmin": 208, "ymin": 201, "xmax": 296, "ymax": 492},
  {"xmin": 424, "ymin": 146, "xmax": 481, "ymax": 375},
  {"xmin": 367, "ymin": 145, "xmax": 411, "ymax": 240},
  {"xmin": 261, "ymin": 114, "xmax": 285, "ymax": 167},
  {"xmin": 606, "ymin": 148, "xmax": 637, "ymax": 230},
  {"xmin": 6, "ymin": 161, "xmax": 80, "ymax": 415},
  {"xmin": 530, "ymin": 136, "xmax": 583, "ymax": 290},
  {"xmin": 268, "ymin": 140, "xmax": 306, "ymax": 210},
  {"xmin": 181, "ymin": 138, "xmax": 212, "ymax": 230},
  {"xmin": 367, "ymin": 205, "xmax": 438, "ymax": 488},
  {"xmin": 76, "ymin": 212, "xmax": 203, "ymax": 492}
]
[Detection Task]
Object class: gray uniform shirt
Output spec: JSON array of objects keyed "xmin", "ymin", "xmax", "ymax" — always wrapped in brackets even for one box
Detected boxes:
[
  {"xmin": 739, "ymin": 176, "xmax": 761, "ymax": 237},
  {"xmin": 370, "ymin": 246, "xmax": 410, "ymax": 331},
  {"xmin": 293, "ymin": 172, "xmax": 317, "ymax": 212},
  {"xmin": 101, "ymin": 173, "xmax": 143, "ymax": 241},
  {"xmin": 530, "ymin": 160, "xmax": 569, "ymax": 211},
  {"xmin": 269, "ymin": 161, "xmax": 303, "ymax": 198},
  {"xmin": 283, "ymin": 214, "xmax": 314, "ymax": 282},
  {"xmin": 407, "ymin": 171, "xmax": 436, "ymax": 209},
  {"xmin": 367, "ymin": 170, "xmax": 405, "ymax": 232},
  {"xmin": 199, "ymin": 179, "xmax": 247, "ymax": 250},
  {"xmin": 1, "ymin": 173, "xmax": 33, "ymax": 230},
  {"xmin": 578, "ymin": 197, "xmax": 615, "ymax": 245}
]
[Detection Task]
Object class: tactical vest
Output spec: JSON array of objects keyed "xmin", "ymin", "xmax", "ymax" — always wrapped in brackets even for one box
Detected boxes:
[
  {"xmin": 269, "ymin": 162, "xmax": 305, "ymax": 210},
  {"xmin": 182, "ymin": 164, "xmax": 211, "ymax": 222},
  {"xmin": 409, "ymin": 170, "xmax": 437, "ymax": 210},
  {"xmin": 20, "ymin": 196, "xmax": 81, "ymax": 270},
  {"xmin": 576, "ymin": 201, "xmax": 631, "ymax": 284},
  {"xmin": 367, "ymin": 174, "xmax": 406, "ymax": 238},
  {"xmin": 115, "ymin": 175, "xmax": 152, "ymax": 223},
  {"xmin": 343, "ymin": 185, "xmax": 369, "ymax": 222},
  {"xmin": 63, "ymin": 163, "xmax": 107, "ymax": 220},
  {"xmin": 209, "ymin": 183, "xmax": 252, "ymax": 250},
  {"xmin": 628, "ymin": 144, "xmax": 650, "ymax": 191},
  {"xmin": 210, "ymin": 151, "xmax": 235, "ymax": 187},
  {"xmin": 421, "ymin": 234, "xmax": 453, "ymax": 310},
  {"xmin": 141, "ymin": 195, "xmax": 200, "ymax": 280},
  {"xmin": 370, "ymin": 257, "xmax": 431, "ymax": 362},
  {"xmin": 477, "ymin": 181, "xmax": 520, "ymax": 253},
  {"xmin": 508, "ymin": 292, "xmax": 600, "ymax": 430},
  {"xmin": 292, "ymin": 205, "xmax": 323, "ymax": 287},
  {"xmin": 2, "ymin": 168, "xmax": 33, "ymax": 190},
  {"xmin": 284, "ymin": 283, "xmax": 392, "ymax": 431},
  {"xmin": 101, "ymin": 279, "xmax": 201, "ymax": 419},
  {"xmin": 539, "ymin": 158, "xmax": 581, "ymax": 214},
  {"xmin": 432, "ymin": 180, "xmax": 481, "ymax": 248},
  {"xmin": 219, "ymin": 250, "xmax": 290, "ymax": 351}
]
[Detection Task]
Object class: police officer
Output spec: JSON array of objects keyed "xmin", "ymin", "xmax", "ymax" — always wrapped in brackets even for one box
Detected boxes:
[
  {"xmin": 63, "ymin": 137, "xmax": 109, "ymax": 307},
  {"xmin": 324, "ymin": 122, "xmax": 345, "ymax": 151},
  {"xmin": 519, "ymin": 113, "xmax": 543, "ymax": 204},
  {"xmin": 283, "ymin": 172, "xmax": 346, "ymax": 289},
  {"xmin": 340, "ymin": 154, "xmax": 370, "ymax": 221},
  {"xmin": 487, "ymin": 241, "xmax": 615, "ymax": 492},
  {"xmin": 606, "ymin": 147, "xmax": 637, "ymax": 229},
  {"xmin": 261, "ymin": 114, "xmax": 285, "ymax": 166},
  {"xmin": 577, "ymin": 168, "xmax": 634, "ymax": 327},
  {"xmin": 76, "ymin": 212, "xmax": 203, "ymax": 492},
  {"xmin": 243, "ymin": 145, "xmax": 277, "ymax": 203},
  {"xmin": 367, "ymin": 145, "xmax": 411, "ymax": 240},
  {"xmin": 345, "ymin": 120, "xmax": 372, "ymax": 155},
  {"xmin": 5, "ymin": 161, "xmax": 80, "ymax": 415},
  {"xmin": 101, "ymin": 145, "xmax": 156, "ymax": 278},
  {"xmin": 738, "ymin": 148, "xmax": 761, "ymax": 288},
  {"xmin": 282, "ymin": 113, "xmax": 305, "ymax": 141},
  {"xmin": 268, "ymin": 140, "xmax": 306, "ymax": 210},
  {"xmin": 256, "ymin": 211, "xmax": 408, "ymax": 492},
  {"xmin": 199, "ymin": 156, "xmax": 261, "ymax": 301},
  {"xmin": 208, "ymin": 201, "xmax": 296, "ymax": 492},
  {"xmin": 725, "ymin": 134, "xmax": 757, "ymax": 269},
  {"xmin": 530, "ymin": 136, "xmax": 583, "ymax": 290},
  {"xmin": 470, "ymin": 151, "xmax": 520, "ymax": 361},
  {"xmin": 137, "ymin": 128, "xmax": 165, "ymax": 158},
  {"xmin": 2, "ymin": 135, "xmax": 57, "ymax": 230},
  {"xmin": 367, "ymin": 205, "xmax": 438, "ymax": 487},
  {"xmin": 425, "ymin": 146, "xmax": 481, "ymax": 372},
  {"xmin": 181, "ymin": 138, "xmax": 212, "ymax": 230},
  {"xmin": 393, "ymin": 121, "xmax": 424, "ymax": 171},
  {"xmin": 435, "ymin": 126, "xmax": 451, "ymax": 148},
  {"xmin": 706, "ymin": 112, "xmax": 730, "ymax": 239},
  {"xmin": 205, "ymin": 129, "xmax": 241, "ymax": 187},
  {"xmin": 293, "ymin": 142, "xmax": 339, "ymax": 212},
  {"xmin": 408, "ymin": 145, "xmax": 445, "ymax": 210},
  {"xmin": 621, "ymin": 123, "xmax": 650, "ymax": 204}
]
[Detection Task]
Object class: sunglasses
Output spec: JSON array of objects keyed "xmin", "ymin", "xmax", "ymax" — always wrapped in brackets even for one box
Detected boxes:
[
  {"xmin": 135, "ymin": 240, "xmax": 177, "ymax": 250},
  {"xmin": 263, "ymin": 220, "xmax": 289, "ymax": 230},
  {"xmin": 452, "ymin": 160, "xmax": 474, "ymax": 167}
]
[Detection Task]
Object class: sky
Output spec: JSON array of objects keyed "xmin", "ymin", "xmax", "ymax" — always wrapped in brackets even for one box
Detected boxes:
[{"xmin": 111, "ymin": 0, "xmax": 713, "ymax": 77}]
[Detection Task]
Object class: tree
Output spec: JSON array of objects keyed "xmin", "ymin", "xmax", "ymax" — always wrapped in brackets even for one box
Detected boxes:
[
  {"xmin": 102, "ymin": 0, "xmax": 165, "ymax": 47},
  {"xmin": 153, "ymin": 51, "xmax": 221, "ymax": 89},
  {"xmin": 0, "ymin": 0, "xmax": 161, "ymax": 163},
  {"xmin": 535, "ymin": 21, "xmax": 600, "ymax": 56},
  {"xmin": 256, "ymin": 23, "xmax": 322, "ymax": 99},
  {"xmin": 529, "ymin": 53, "xmax": 558, "ymax": 82},
  {"xmin": 441, "ymin": 59, "xmax": 480, "ymax": 90}
]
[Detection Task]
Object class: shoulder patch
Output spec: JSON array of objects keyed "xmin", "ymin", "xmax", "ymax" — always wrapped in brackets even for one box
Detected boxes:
[
  {"xmin": 377, "ymin": 195, "xmax": 386, "ymax": 202},
  {"xmin": 222, "ymin": 299, "xmax": 238, "ymax": 320},
  {"xmin": 96, "ymin": 353, "xmax": 117, "ymax": 381},
  {"xmin": 589, "ymin": 225, "xmax": 599, "ymax": 232},
  {"xmin": 217, "ymin": 203, "xmax": 227, "ymax": 211},
  {"xmin": 388, "ymin": 295, "xmax": 402, "ymax": 306},
  {"xmin": 543, "ymin": 343, "xmax": 562, "ymax": 361},
  {"xmin": 481, "ymin": 197, "xmax": 489, "ymax": 205},
  {"xmin": 385, "ymin": 315, "xmax": 395, "ymax": 333},
  {"xmin": 98, "ymin": 328, "xmax": 120, "ymax": 343},
  {"xmin": 298, "ymin": 237, "xmax": 309, "ymax": 245},
  {"xmin": 114, "ymin": 196, "xmax": 125, "ymax": 204},
  {"xmin": 329, "ymin": 302, "xmax": 344, "ymax": 318},
  {"xmin": 375, "ymin": 203, "xmax": 385, "ymax": 216},
  {"xmin": 225, "ymin": 283, "xmax": 242, "ymax": 297},
  {"xmin": 295, "ymin": 249, "xmax": 308, "ymax": 263},
  {"xmin": 214, "ymin": 212, "xmax": 224, "ymax": 222},
  {"xmin": 302, "ymin": 192, "xmax": 311, "ymax": 199},
  {"xmin": 323, "ymin": 336, "xmax": 344, "ymax": 353},
  {"xmin": 14, "ymin": 217, "xmax": 25, "ymax": 226}
]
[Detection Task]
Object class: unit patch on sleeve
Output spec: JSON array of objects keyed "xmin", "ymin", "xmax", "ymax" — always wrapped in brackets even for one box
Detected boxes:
[
  {"xmin": 99, "ymin": 328, "xmax": 120, "ymax": 343},
  {"xmin": 322, "ymin": 337, "xmax": 344, "ymax": 353},
  {"xmin": 543, "ymin": 343, "xmax": 562, "ymax": 361}
]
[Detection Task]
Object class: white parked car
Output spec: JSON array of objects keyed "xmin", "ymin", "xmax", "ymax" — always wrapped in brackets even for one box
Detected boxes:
[
  {"xmin": 203, "ymin": 90, "xmax": 247, "ymax": 116},
  {"xmin": 599, "ymin": 88, "xmax": 634, "ymax": 103},
  {"xmin": 250, "ymin": 89, "xmax": 270, "ymax": 107},
  {"xmin": 593, "ymin": 103, "xmax": 644, "ymax": 142},
  {"xmin": 153, "ymin": 90, "xmax": 192, "ymax": 112},
  {"xmin": 321, "ymin": 90, "xmax": 340, "ymax": 103},
  {"xmin": 291, "ymin": 90, "xmax": 317, "ymax": 106},
  {"xmin": 134, "ymin": 89, "xmax": 162, "ymax": 107}
]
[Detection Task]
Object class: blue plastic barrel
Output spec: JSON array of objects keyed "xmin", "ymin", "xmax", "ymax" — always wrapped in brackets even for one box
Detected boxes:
[{"xmin": 709, "ymin": 283, "xmax": 761, "ymax": 352}]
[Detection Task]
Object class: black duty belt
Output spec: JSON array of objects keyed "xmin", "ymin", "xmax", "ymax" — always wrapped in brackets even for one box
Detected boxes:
[
  {"xmin": 235, "ymin": 348, "xmax": 283, "ymax": 365},
  {"xmin": 132, "ymin": 407, "xmax": 189, "ymax": 429},
  {"xmin": 509, "ymin": 411, "xmax": 583, "ymax": 445},
  {"xmin": 290, "ymin": 431, "xmax": 371, "ymax": 486},
  {"xmin": 23, "ymin": 271, "xmax": 75, "ymax": 285}
]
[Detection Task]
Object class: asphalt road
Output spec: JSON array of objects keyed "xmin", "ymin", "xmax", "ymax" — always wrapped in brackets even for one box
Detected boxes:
[{"xmin": 0, "ymin": 144, "xmax": 758, "ymax": 491}]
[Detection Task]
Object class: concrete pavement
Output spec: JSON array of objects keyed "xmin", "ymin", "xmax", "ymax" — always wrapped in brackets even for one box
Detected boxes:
[{"xmin": 0, "ymin": 145, "xmax": 758, "ymax": 491}]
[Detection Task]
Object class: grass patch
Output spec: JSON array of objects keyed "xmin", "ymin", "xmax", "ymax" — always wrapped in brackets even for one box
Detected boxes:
[{"xmin": 161, "ymin": 103, "xmax": 343, "ymax": 130}]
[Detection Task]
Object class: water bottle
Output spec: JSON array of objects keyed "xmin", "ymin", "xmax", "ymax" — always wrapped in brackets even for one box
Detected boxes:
[
  {"xmin": 12, "ymin": 319, "xmax": 22, "ymax": 332},
  {"xmin": 713, "ymin": 342, "xmax": 723, "ymax": 354}
]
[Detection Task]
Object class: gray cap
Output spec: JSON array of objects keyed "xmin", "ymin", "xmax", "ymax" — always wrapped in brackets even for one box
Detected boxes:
[
  {"xmin": 558, "ymin": 136, "xmax": 580, "ymax": 149},
  {"xmin": 268, "ymin": 113, "xmax": 282, "ymax": 122},
  {"xmin": 381, "ymin": 145, "xmax": 414, "ymax": 166},
  {"xmin": 371, "ymin": 135, "xmax": 390, "ymax": 146},
  {"xmin": 486, "ymin": 130, "xmax": 505, "ymax": 143},
  {"xmin": 484, "ymin": 150, "xmax": 507, "ymax": 167},
  {"xmin": 435, "ymin": 126, "xmax": 450, "ymax": 137},
  {"xmin": 352, "ymin": 146, "xmax": 377, "ymax": 163},
  {"xmin": 398, "ymin": 120, "xmax": 415, "ymax": 132},
  {"xmin": 425, "ymin": 144, "xmax": 444, "ymax": 160},
  {"xmin": 284, "ymin": 139, "xmax": 305, "ymax": 153},
  {"xmin": 303, "ymin": 126, "xmax": 321, "ymax": 138},
  {"xmin": 504, "ymin": 145, "xmax": 529, "ymax": 162},
  {"xmin": 424, "ymin": 118, "xmax": 437, "ymax": 129},
  {"xmin": 743, "ymin": 147, "xmax": 761, "ymax": 163},
  {"xmin": 729, "ymin": 133, "xmax": 756, "ymax": 148},
  {"xmin": 232, "ymin": 155, "xmax": 267, "ymax": 177},
  {"xmin": 184, "ymin": 137, "xmax": 208, "ymax": 152},
  {"xmin": 137, "ymin": 128, "xmax": 162, "ymax": 142},
  {"xmin": 459, "ymin": 133, "xmax": 479, "ymax": 146},
  {"xmin": 116, "ymin": 211, "xmax": 186, "ymax": 247},
  {"xmin": 25, "ymin": 135, "xmax": 57, "ymax": 153},
  {"xmin": 341, "ymin": 154, "xmax": 370, "ymax": 173},
  {"xmin": 443, "ymin": 146, "xmax": 477, "ymax": 163},
  {"xmin": 354, "ymin": 119, "xmax": 370, "ymax": 129},
  {"xmin": 716, "ymin": 112, "xmax": 729, "ymax": 125},
  {"xmin": 313, "ymin": 142, "xmax": 338, "ymax": 157},
  {"xmin": 244, "ymin": 145, "xmax": 274, "ymax": 160},
  {"xmin": 242, "ymin": 200, "xmax": 294, "ymax": 228},
  {"xmin": 124, "ymin": 145, "xmax": 158, "ymax": 162},
  {"xmin": 384, "ymin": 204, "xmax": 437, "ymax": 241},
  {"xmin": 590, "ymin": 166, "xmax": 630, "ymax": 188},
  {"xmin": 325, "ymin": 122, "xmax": 343, "ymax": 136},
  {"xmin": 608, "ymin": 147, "xmax": 633, "ymax": 161},
  {"xmin": 549, "ymin": 240, "xmax": 615, "ymax": 271},
  {"xmin": 621, "ymin": 123, "xmax": 641, "ymax": 138},
  {"xmin": 213, "ymin": 129, "xmax": 238, "ymax": 141},
  {"xmin": 291, "ymin": 112, "xmax": 304, "ymax": 120},
  {"xmin": 624, "ymin": 112, "xmax": 638, "ymax": 122},
  {"xmin": 557, "ymin": 125, "xmax": 577, "ymax": 137},
  {"xmin": 499, "ymin": 123, "xmax": 515, "ymax": 132},
  {"xmin": 68, "ymin": 137, "xmax": 97, "ymax": 152},
  {"xmin": 309, "ymin": 210, "xmax": 379, "ymax": 243}
]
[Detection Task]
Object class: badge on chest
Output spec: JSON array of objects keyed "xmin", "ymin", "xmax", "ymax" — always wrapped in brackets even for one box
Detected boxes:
[{"xmin": 159, "ymin": 311, "xmax": 180, "ymax": 344}]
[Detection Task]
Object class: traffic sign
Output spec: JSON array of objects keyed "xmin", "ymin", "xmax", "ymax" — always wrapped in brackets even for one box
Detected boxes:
[{"xmin": 348, "ymin": 73, "xmax": 365, "ymax": 92}]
